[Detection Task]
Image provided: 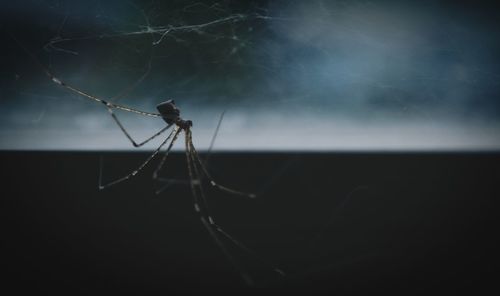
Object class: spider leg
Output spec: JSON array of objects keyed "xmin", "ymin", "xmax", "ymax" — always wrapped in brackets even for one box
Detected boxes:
[
  {"xmin": 188, "ymin": 131, "xmax": 256, "ymax": 199},
  {"xmin": 184, "ymin": 129, "xmax": 254, "ymax": 286},
  {"xmin": 188, "ymin": 133, "xmax": 285, "ymax": 275},
  {"xmin": 153, "ymin": 111, "xmax": 225, "ymax": 194},
  {"xmin": 98, "ymin": 127, "xmax": 181, "ymax": 189},
  {"xmin": 7, "ymin": 33, "xmax": 161, "ymax": 117},
  {"xmin": 151, "ymin": 131, "xmax": 190, "ymax": 195},
  {"xmin": 204, "ymin": 110, "xmax": 225, "ymax": 165},
  {"xmin": 199, "ymin": 216, "xmax": 255, "ymax": 286},
  {"xmin": 214, "ymin": 226, "xmax": 286, "ymax": 277},
  {"xmin": 154, "ymin": 178, "xmax": 190, "ymax": 195},
  {"xmin": 105, "ymin": 105, "xmax": 173, "ymax": 147},
  {"xmin": 186, "ymin": 131, "xmax": 285, "ymax": 284},
  {"xmin": 152, "ymin": 128, "xmax": 183, "ymax": 180},
  {"xmin": 50, "ymin": 75, "xmax": 161, "ymax": 117}
]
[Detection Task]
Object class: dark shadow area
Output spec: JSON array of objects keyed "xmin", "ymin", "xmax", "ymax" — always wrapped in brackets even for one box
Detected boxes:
[{"xmin": 1, "ymin": 151, "xmax": 498, "ymax": 295}]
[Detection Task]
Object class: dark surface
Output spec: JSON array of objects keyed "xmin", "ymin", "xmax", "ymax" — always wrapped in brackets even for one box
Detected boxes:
[{"xmin": 1, "ymin": 151, "xmax": 499, "ymax": 295}]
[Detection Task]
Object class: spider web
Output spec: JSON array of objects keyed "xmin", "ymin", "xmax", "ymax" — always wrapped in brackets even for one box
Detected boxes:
[
  {"xmin": 1, "ymin": 0, "xmax": 499, "ymax": 289},
  {"xmin": 2, "ymin": 0, "xmax": 500, "ymax": 150}
]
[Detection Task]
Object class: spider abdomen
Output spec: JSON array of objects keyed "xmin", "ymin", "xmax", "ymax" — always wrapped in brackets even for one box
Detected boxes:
[{"xmin": 157, "ymin": 99, "xmax": 180, "ymax": 125}]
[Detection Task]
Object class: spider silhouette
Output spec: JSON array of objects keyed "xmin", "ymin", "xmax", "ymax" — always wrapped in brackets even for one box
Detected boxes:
[{"xmin": 12, "ymin": 37, "xmax": 284, "ymax": 285}]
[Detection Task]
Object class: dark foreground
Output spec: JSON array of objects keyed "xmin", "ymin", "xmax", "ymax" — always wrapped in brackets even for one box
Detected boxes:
[{"xmin": 1, "ymin": 152, "xmax": 498, "ymax": 295}]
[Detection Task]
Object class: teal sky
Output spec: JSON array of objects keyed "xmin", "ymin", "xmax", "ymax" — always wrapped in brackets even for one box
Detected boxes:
[{"xmin": 1, "ymin": 0, "xmax": 499, "ymax": 150}]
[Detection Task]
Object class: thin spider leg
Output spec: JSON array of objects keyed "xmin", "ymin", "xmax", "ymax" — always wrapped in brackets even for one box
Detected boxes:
[
  {"xmin": 199, "ymin": 217, "xmax": 254, "ymax": 286},
  {"xmin": 204, "ymin": 110, "xmax": 225, "ymax": 165},
  {"xmin": 7, "ymin": 33, "xmax": 160, "ymax": 117},
  {"xmin": 185, "ymin": 129, "xmax": 209, "ymax": 218},
  {"xmin": 188, "ymin": 132, "xmax": 256, "ymax": 198},
  {"xmin": 50, "ymin": 76, "xmax": 161, "ymax": 117},
  {"xmin": 215, "ymin": 227, "xmax": 286, "ymax": 277},
  {"xmin": 154, "ymin": 112, "xmax": 225, "ymax": 193},
  {"xmin": 187, "ymin": 131, "xmax": 284, "ymax": 281},
  {"xmin": 184, "ymin": 130, "xmax": 254, "ymax": 286},
  {"xmin": 187, "ymin": 137, "xmax": 285, "ymax": 277},
  {"xmin": 152, "ymin": 130, "xmax": 188, "ymax": 194},
  {"xmin": 98, "ymin": 127, "xmax": 180, "ymax": 189},
  {"xmin": 105, "ymin": 106, "xmax": 173, "ymax": 147},
  {"xmin": 154, "ymin": 178, "xmax": 190, "ymax": 195},
  {"xmin": 188, "ymin": 131, "xmax": 215, "ymax": 224},
  {"xmin": 152, "ymin": 127, "xmax": 183, "ymax": 179}
]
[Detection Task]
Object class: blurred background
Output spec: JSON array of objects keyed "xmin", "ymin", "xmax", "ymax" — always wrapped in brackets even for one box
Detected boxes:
[
  {"xmin": 1, "ymin": 0, "xmax": 499, "ymax": 151},
  {"xmin": 1, "ymin": 1, "xmax": 499, "ymax": 294}
]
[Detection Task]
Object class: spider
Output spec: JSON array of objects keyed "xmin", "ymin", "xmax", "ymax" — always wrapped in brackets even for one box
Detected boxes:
[{"xmin": 12, "ymin": 38, "xmax": 285, "ymax": 285}]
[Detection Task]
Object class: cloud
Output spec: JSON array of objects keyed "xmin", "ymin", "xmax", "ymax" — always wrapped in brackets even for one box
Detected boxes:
[{"xmin": 1, "ymin": 0, "xmax": 499, "ymax": 150}]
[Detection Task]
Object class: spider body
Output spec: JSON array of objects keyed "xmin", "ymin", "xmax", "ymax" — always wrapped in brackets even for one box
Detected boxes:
[
  {"xmin": 156, "ymin": 99, "xmax": 191, "ymax": 129},
  {"xmin": 156, "ymin": 99, "xmax": 179, "ymax": 123},
  {"xmin": 11, "ymin": 33, "xmax": 283, "ymax": 287}
]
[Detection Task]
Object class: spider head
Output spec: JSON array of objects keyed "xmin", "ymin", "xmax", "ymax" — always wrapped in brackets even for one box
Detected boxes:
[{"xmin": 157, "ymin": 99, "xmax": 180, "ymax": 125}]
